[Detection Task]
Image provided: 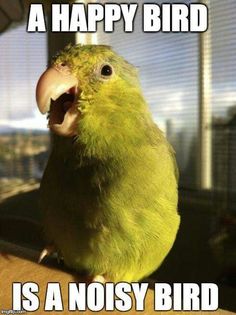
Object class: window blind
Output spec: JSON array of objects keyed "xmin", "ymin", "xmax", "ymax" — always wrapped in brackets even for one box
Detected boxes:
[
  {"xmin": 0, "ymin": 1, "xmax": 235, "ymax": 196},
  {"xmin": 209, "ymin": 0, "xmax": 236, "ymax": 193}
]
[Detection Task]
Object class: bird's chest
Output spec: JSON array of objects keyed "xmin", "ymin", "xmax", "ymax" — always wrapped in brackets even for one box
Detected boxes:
[
  {"xmin": 40, "ymin": 158, "xmax": 110, "ymax": 236},
  {"xmin": 40, "ymin": 159, "xmax": 121, "ymax": 268}
]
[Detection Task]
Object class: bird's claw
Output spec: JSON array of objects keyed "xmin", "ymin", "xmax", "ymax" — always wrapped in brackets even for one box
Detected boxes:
[
  {"xmin": 38, "ymin": 245, "xmax": 56, "ymax": 263},
  {"xmin": 57, "ymin": 253, "xmax": 64, "ymax": 264}
]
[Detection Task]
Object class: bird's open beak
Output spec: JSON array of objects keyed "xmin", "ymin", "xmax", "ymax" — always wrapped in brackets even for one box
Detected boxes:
[{"xmin": 36, "ymin": 65, "xmax": 80, "ymax": 137}]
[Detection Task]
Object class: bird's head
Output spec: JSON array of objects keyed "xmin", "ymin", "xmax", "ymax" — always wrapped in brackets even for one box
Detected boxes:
[{"xmin": 36, "ymin": 45, "xmax": 153, "ymax": 158}]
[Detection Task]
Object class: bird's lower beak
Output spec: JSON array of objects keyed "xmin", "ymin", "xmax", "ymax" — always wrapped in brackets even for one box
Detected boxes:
[{"xmin": 36, "ymin": 66, "xmax": 80, "ymax": 137}]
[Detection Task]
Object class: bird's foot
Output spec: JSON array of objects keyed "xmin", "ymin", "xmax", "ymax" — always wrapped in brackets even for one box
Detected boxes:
[
  {"xmin": 57, "ymin": 252, "xmax": 64, "ymax": 264},
  {"xmin": 92, "ymin": 275, "xmax": 106, "ymax": 283},
  {"xmin": 38, "ymin": 245, "xmax": 56, "ymax": 263}
]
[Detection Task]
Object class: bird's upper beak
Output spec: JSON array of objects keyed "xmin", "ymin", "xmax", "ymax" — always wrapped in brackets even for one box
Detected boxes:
[{"xmin": 36, "ymin": 64, "xmax": 80, "ymax": 137}]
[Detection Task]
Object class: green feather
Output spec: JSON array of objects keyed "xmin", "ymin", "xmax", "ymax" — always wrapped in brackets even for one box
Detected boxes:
[{"xmin": 40, "ymin": 44, "xmax": 180, "ymax": 282}]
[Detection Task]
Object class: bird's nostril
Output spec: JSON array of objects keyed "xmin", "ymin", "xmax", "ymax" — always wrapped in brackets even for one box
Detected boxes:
[{"xmin": 55, "ymin": 62, "xmax": 71, "ymax": 75}]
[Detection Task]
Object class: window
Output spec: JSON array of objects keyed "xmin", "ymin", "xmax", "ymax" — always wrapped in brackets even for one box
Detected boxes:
[
  {"xmin": 209, "ymin": 0, "xmax": 236, "ymax": 211},
  {"xmin": 0, "ymin": 0, "xmax": 236, "ymax": 197},
  {"xmin": 0, "ymin": 23, "xmax": 49, "ymax": 197}
]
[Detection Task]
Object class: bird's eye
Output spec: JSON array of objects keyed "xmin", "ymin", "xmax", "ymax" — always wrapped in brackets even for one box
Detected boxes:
[
  {"xmin": 101, "ymin": 64, "xmax": 113, "ymax": 77},
  {"xmin": 61, "ymin": 62, "xmax": 67, "ymax": 67}
]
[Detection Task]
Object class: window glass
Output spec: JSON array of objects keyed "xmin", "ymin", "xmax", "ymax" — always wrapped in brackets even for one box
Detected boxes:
[
  {"xmin": 210, "ymin": 0, "xmax": 236, "ymax": 199},
  {"xmin": 0, "ymin": 24, "xmax": 48, "ymax": 196}
]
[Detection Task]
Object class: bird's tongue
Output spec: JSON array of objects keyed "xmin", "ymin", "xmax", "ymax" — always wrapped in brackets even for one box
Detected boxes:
[{"xmin": 49, "ymin": 93, "xmax": 80, "ymax": 137}]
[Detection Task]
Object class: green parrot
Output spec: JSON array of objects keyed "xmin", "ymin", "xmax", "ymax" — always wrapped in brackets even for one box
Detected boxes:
[{"xmin": 36, "ymin": 44, "xmax": 180, "ymax": 282}]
